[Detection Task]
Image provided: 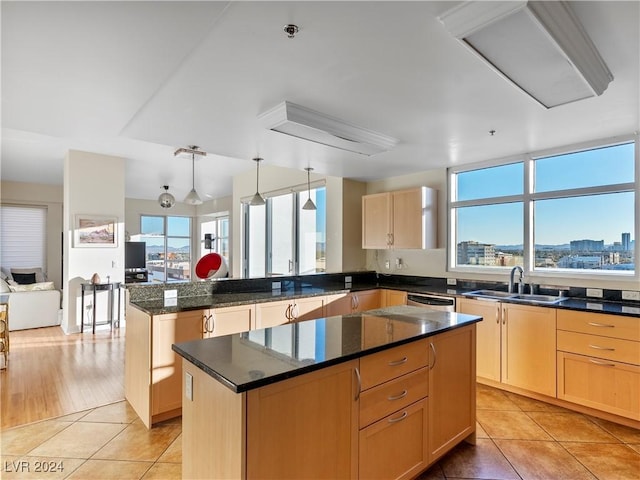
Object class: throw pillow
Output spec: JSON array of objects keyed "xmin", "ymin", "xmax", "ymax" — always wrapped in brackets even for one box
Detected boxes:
[
  {"xmin": 8, "ymin": 281, "xmax": 55, "ymax": 292},
  {"xmin": 11, "ymin": 267, "xmax": 46, "ymax": 283},
  {"xmin": 0, "ymin": 278, "xmax": 10, "ymax": 293},
  {"xmin": 12, "ymin": 272, "xmax": 37, "ymax": 285}
]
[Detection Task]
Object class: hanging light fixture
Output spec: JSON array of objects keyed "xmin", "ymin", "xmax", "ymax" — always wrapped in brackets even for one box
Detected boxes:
[
  {"xmin": 175, "ymin": 145, "xmax": 205, "ymax": 205},
  {"xmin": 302, "ymin": 167, "xmax": 316, "ymax": 211},
  {"xmin": 249, "ymin": 157, "xmax": 266, "ymax": 206},
  {"xmin": 158, "ymin": 185, "xmax": 175, "ymax": 209}
]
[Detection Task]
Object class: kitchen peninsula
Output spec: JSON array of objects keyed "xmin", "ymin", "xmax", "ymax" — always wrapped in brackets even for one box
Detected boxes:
[{"xmin": 172, "ymin": 305, "xmax": 481, "ymax": 479}]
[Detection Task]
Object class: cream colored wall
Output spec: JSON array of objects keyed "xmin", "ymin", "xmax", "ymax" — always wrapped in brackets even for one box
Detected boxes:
[
  {"xmin": 232, "ymin": 164, "xmax": 367, "ymax": 278},
  {"xmin": 0, "ymin": 181, "xmax": 64, "ymax": 290},
  {"xmin": 63, "ymin": 150, "xmax": 125, "ymax": 334},
  {"xmin": 364, "ymin": 168, "xmax": 639, "ymax": 291}
]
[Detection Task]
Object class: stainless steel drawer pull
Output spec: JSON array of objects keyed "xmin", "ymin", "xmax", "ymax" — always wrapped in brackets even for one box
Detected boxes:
[
  {"xmin": 588, "ymin": 344, "xmax": 615, "ymax": 351},
  {"xmin": 388, "ymin": 356, "xmax": 408, "ymax": 366},
  {"xmin": 589, "ymin": 359, "xmax": 616, "ymax": 367},
  {"xmin": 387, "ymin": 411, "xmax": 408, "ymax": 423},
  {"xmin": 387, "ymin": 390, "xmax": 408, "ymax": 401},
  {"xmin": 587, "ymin": 322, "xmax": 615, "ymax": 328}
]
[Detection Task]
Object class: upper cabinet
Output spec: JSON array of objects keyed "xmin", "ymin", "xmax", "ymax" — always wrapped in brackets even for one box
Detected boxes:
[{"xmin": 362, "ymin": 187, "xmax": 437, "ymax": 249}]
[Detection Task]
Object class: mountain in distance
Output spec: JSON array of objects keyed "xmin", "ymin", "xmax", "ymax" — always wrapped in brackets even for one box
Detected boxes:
[
  {"xmin": 496, "ymin": 244, "xmax": 571, "ymax": 251},
  {"xmin": 146, "ymin": 244, "xmax": 190, "ymax": 253}
]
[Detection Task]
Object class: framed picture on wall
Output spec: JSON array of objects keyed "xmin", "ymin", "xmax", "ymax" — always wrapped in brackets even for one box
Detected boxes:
[{"xmin": 74, "ymin": 215, "xmax": 117, "ymax": 247}]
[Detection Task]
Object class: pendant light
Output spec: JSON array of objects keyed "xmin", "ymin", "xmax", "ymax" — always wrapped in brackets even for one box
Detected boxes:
[
  {"xmin": 302, "ymin": 167, "xmax": 316, "ymax": 211},
  {"xmin": 249, "ymin": 157, "xmax": 266, "ymax": 206},
  {"xmin": 158, "ymin": 185, "xmax": 175, "ymax": 209},
  {"xmin": 183, "ymin": 148, "xmax": 203, "ymax": 205}
]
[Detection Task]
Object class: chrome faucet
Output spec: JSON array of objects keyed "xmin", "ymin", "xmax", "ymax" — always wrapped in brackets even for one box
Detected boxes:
[{"xmin": 509, "ymin": 266, "xmax": 524, "ymax": 294}]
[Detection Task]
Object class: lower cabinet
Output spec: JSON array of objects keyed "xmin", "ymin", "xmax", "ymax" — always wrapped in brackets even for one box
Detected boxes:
[
  {"xmin": 382, "ymin": 289, "xmax": 408, "ymax": 307},
  {"xmin": 255, "ymin": 296, "xmax": 325, "ymax": 329},
  {"xmin": 202, "ymin": 304, "xmax": 253, "ymax": 338},
  {"xmin": 325, "ymin": 290, "xmax": 382, "ymax": 317}
]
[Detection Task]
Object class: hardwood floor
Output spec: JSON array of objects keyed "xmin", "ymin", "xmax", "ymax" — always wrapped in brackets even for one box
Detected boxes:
[{"xmin": 0, "ymin": 326, "xmax": 125, "ymax": 429}]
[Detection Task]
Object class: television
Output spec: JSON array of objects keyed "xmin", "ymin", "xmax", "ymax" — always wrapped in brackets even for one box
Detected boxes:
[{"xmin": 125, "ymin": 241, "xmax": 146, "ymax": 270}]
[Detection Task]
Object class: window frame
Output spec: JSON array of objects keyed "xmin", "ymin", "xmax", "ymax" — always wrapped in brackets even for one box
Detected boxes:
[{"xmin": 448, "ymin": 135, "xmax": 639, "ymax": 282}]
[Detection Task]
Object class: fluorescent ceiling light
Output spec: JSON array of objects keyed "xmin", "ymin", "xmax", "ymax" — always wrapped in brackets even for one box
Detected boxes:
[
  {"xmin": 258, "ymin": 101, "xmax": 397, "ymax": 156},
  {"xmin": 438, "ymin": 1, "xmax": 613, "ymax": 109}
]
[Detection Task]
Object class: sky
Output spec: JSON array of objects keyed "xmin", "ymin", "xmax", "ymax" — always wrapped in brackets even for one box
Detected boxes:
[{"xmin": 456, "ymin": 142, "xmax": 635, "ymax": 245}]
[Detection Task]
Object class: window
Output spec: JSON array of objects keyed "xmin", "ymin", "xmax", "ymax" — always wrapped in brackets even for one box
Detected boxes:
[
  {"xmin": 201, "ymin": 215, "xmax": 229, "ymax": 259},
  {"xmin": 449, "ymin": 138, "xmax": 637, "ymax": 277},
  {"xmin": 138, "ymin": 215, "xmax": 191, "ymax": 282},
  {"xmin": 0, "ymin": 205, "xmax": 47, "ymax": 272},
  {"xmin": 243, "ymin": 186, "xmax": 326, "ymax": 278}
]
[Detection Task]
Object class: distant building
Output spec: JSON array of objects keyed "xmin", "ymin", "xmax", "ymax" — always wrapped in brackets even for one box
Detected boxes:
[
  {"xmin": 558, "ymin": 255, "xmax": 602, "ymax": 269},
  {"xmin": 457, "ymin": 241, "xmax": 496, "ymax": 266},
  {"xmin": 570, "ymin": 239, "xmax": 604, "ymax": 252},
  {"xmin": 622, "ymin": 232, "xmax": 631, "ymax": 251}
]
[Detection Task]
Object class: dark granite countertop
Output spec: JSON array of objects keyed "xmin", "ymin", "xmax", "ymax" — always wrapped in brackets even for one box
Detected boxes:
[{"xmin": 172, "ymin": 305, "xmax": 481, "ymax": 393}]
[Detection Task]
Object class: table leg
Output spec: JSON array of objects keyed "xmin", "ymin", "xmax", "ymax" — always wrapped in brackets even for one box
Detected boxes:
[
  {"xmin": 92, "ymin": 289, "xmax": 97, "ymax": 335},
  {"xmin": 115, "ymin": 286, "xmax": 121, "ymax": 328},
  {"xmin": 81, "ymin": 288, "xmax": 85, "ymax": 333}
]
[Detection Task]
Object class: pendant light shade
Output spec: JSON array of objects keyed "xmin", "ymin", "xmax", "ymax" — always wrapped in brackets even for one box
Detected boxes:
[
  {"xmin": 302, "ymin": 167, "xmax": 316, "ymax": 211},
  {"xmin": 184, "ymin": 150, "xmax": 203, "ymax": 205},
  {"xmin": 249, "ymin": 157, "xmax": 266, "ymax": 206},
  {"xmin": 158, "ymin": 185, "xmax": 175, "ymax": 209}
]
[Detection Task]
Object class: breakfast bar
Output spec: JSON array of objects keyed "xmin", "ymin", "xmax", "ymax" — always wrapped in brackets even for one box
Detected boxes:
[{"xmin": 173, "ymin": 305, "xmax": 481, "ymax": 479}]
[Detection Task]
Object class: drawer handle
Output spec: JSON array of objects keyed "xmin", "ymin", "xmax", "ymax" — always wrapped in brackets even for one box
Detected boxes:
[
  {"xmin": 587, "ymin": 322, "xmax": 615, "ymax": 328},
  {"xmin": 387, "ymin": 411, "xmax": 408, "ymax": 424},
  {"xmin": 588, "ymin": 344, "xmax": 615, "ymax": 351},
  {"xmin": 388, "ymin": 356, "xmax": 408, "ymax": 367},
  {"xmin": 387, "ymin": 390, "xmax": 408, "ymax": 401},
  {"xmin": 354, "ymin": 367, "xmax": 361, "ymax": 401},
  {"xmin": 589, "ymin": 359, "xmax": 616, "ymax": 367}
]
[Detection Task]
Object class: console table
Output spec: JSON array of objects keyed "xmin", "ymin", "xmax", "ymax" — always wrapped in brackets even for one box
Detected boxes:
[{"xmin": 81, "ymin": 282, "xmax": 121, "ymax": 334}]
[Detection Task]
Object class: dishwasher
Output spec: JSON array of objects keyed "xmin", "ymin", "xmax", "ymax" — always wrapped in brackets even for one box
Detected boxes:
[{"xmin": 406, "ymin": 292, "xmax": 456, "ymax": 312}]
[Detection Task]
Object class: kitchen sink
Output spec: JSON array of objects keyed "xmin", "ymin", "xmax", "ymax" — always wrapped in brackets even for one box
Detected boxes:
[{"xmin": 464, "ymin": 290, "xmax": 566, "ymax": 304}]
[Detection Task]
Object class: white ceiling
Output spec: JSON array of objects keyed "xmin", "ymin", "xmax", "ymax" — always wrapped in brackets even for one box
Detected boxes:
[{"xmin": 2, "ymin": 1, "xmax": 638, "ymax": 202}]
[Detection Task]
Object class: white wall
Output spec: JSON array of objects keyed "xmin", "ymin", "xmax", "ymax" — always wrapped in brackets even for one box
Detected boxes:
[
  {"xmin": 63, "ymin": 150, "xmax": 126, "ymax": 334},
  {"xmin": 0, "ymin": 181, "xmax": 64, "ymax": 289}
]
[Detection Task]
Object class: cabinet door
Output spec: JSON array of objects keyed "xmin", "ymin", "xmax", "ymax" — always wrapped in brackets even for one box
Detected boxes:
[
  {"xmin": 293, "ymin": 296, "xmax": 325, "ymax": 321},
  {"xmin": 151, "ymin": 311, "xmax": 203, "ymax": 416},
  {"xmin": 325, "ymin": 293, "xmax": 353, "ymax": 317},
  {"xmin": 391, "ymin": 188, "xmax": 424, "ymax": 249},
  {"xmin": 502, "ymin": 304, "xmax": 556, "ymax": 397},
  {"xmin": 457, "ymin": 298, "xmax": 501, "ymax": 382},
  {"xmin": 353, "ymin": 290, "xmax": 382, "ymax": 313},
  {"xmin": 204, "ymin": 304, "xmax": 253, "ymax": 338},
  {"xmin": 362, "ymin": 192, "xmax": 392, "ymax": 249},
  {"xmin": 428, "ymin": 324, "xmax": 476, "ymax": 463},
  {"xmin": 247, "ymin": 360, "xmax": 359, "ymax": 479},
  {"xmin": 359, "ymin": 398, "xmax": 429, "ymax": 480},
  {"xmin": 255, "ymin": 299, "xmax": 291, "ymax": 329},
  {"xmin": 557, "ymin": 351, "xmax": 640, "ymax": 421},
  {"xmin": 383, "ymin": 289, "xmax": 407, "ymax": 307}
]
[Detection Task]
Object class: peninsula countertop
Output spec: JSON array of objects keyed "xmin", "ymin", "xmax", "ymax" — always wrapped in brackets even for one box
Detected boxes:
[{"xmin": 172, "ymin": 305, "xmax": 482, "ymax": 393}]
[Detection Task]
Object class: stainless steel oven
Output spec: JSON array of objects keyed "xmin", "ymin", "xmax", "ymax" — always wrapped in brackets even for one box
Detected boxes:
[{"xmin": 406, "ymin": 293, "xmax": 456, "ymax": 312}]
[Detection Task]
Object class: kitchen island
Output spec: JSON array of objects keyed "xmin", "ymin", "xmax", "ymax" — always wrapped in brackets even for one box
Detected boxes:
[{"xmin": 173, "ymin": 305, "xmax": 481, "ymax": 479}]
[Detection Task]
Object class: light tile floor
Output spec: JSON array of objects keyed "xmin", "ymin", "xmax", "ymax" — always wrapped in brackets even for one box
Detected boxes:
[{"xmin": 1, "ymin": 384, "xmax": 639, "ymax": 479}]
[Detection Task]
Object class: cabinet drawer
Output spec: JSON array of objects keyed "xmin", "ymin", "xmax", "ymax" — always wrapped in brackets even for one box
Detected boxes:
[
  {"xmin": 360, "ymin": 367, "xmax": 428, "ymax": 428},
  {"xmin": 360, "ymin": 340, "xmax": 429, "ymax": 390},
  {"xmin": 558, "ymin": 310, "xmax": 640, "ymax": 342},
  {"xmin": 557, "ymin": 351, "xmax": 640, "ymax": 420},
  {"xmin": 557, "ymin": 330, "xmax": 640, "ymax": 365}
]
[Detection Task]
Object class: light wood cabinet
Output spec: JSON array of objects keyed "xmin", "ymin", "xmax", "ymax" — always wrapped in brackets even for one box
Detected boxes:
[
  {"xmin": 362, "ymin": 187, "xmax": 437, "ymax": 250},
  {"xmin": 456, "ymin": 299, "xmax": 556, "ymax": 397},
  {"xmin": 203, "ymin": 304, "xmax": 253, "ymax": 338},
  {"xmin": 382, "ymin": 289, "xmax": 407, "ymax": 307},
  {"xmin": 254, "ymin": 296, "xmax": 325, "ymax": 329},
  {"xmin": 501, "ymin": 303, "xmax": 556, "ymax": 397},
  {"xmin": 151, "ymin": 311, "xmax": 203, "ymax": 417},
  {"xmin": 428, "ymin": 324, "xmax": 476, "ymax": 463},
  {"xmin": 557, "ymin": 310, "xmax": 640, "ymax": 420},
  {"xmin": 325, "ymin": 290, "xmax": 382, "ymax": 317}
]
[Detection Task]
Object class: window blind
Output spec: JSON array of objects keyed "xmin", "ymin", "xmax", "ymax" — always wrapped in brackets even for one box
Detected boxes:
[{"xmin": 0, "ymin": 205, "xmax": 47, "ymax": 270}]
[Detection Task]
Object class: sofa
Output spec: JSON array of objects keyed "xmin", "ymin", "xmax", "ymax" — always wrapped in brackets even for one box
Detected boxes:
[{"xmin": 0, "ymin": 268, "xmax": 62, "ymax": 331}]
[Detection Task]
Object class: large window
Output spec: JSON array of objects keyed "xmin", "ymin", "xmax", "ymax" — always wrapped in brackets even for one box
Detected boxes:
[
  {"xmin": 0, "ymin": 205, "xmax": 47, "ymax": 271},
  {"xmin": 201, "ymin": 215, "xmax": 229, "ymax": 259},
  {"xmin": 449, "ymin": 138, "xmax": 637, "ymax": 277},
  {"xmin": 243, "ymin": 186, "xmax": 326, "ymax": 278},
  {"xmin": 138, "ymin": 215, "xmax": 192, "ymax": 282}
]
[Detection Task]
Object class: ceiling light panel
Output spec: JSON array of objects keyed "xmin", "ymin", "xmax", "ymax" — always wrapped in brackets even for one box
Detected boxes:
[
  {"xmin": 439, "ymin": 1, "xmax": 614, "ymax": 109},
  {"xmin": 258, "ymin": 101, "xmax": 397, "ymax": 156}
]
